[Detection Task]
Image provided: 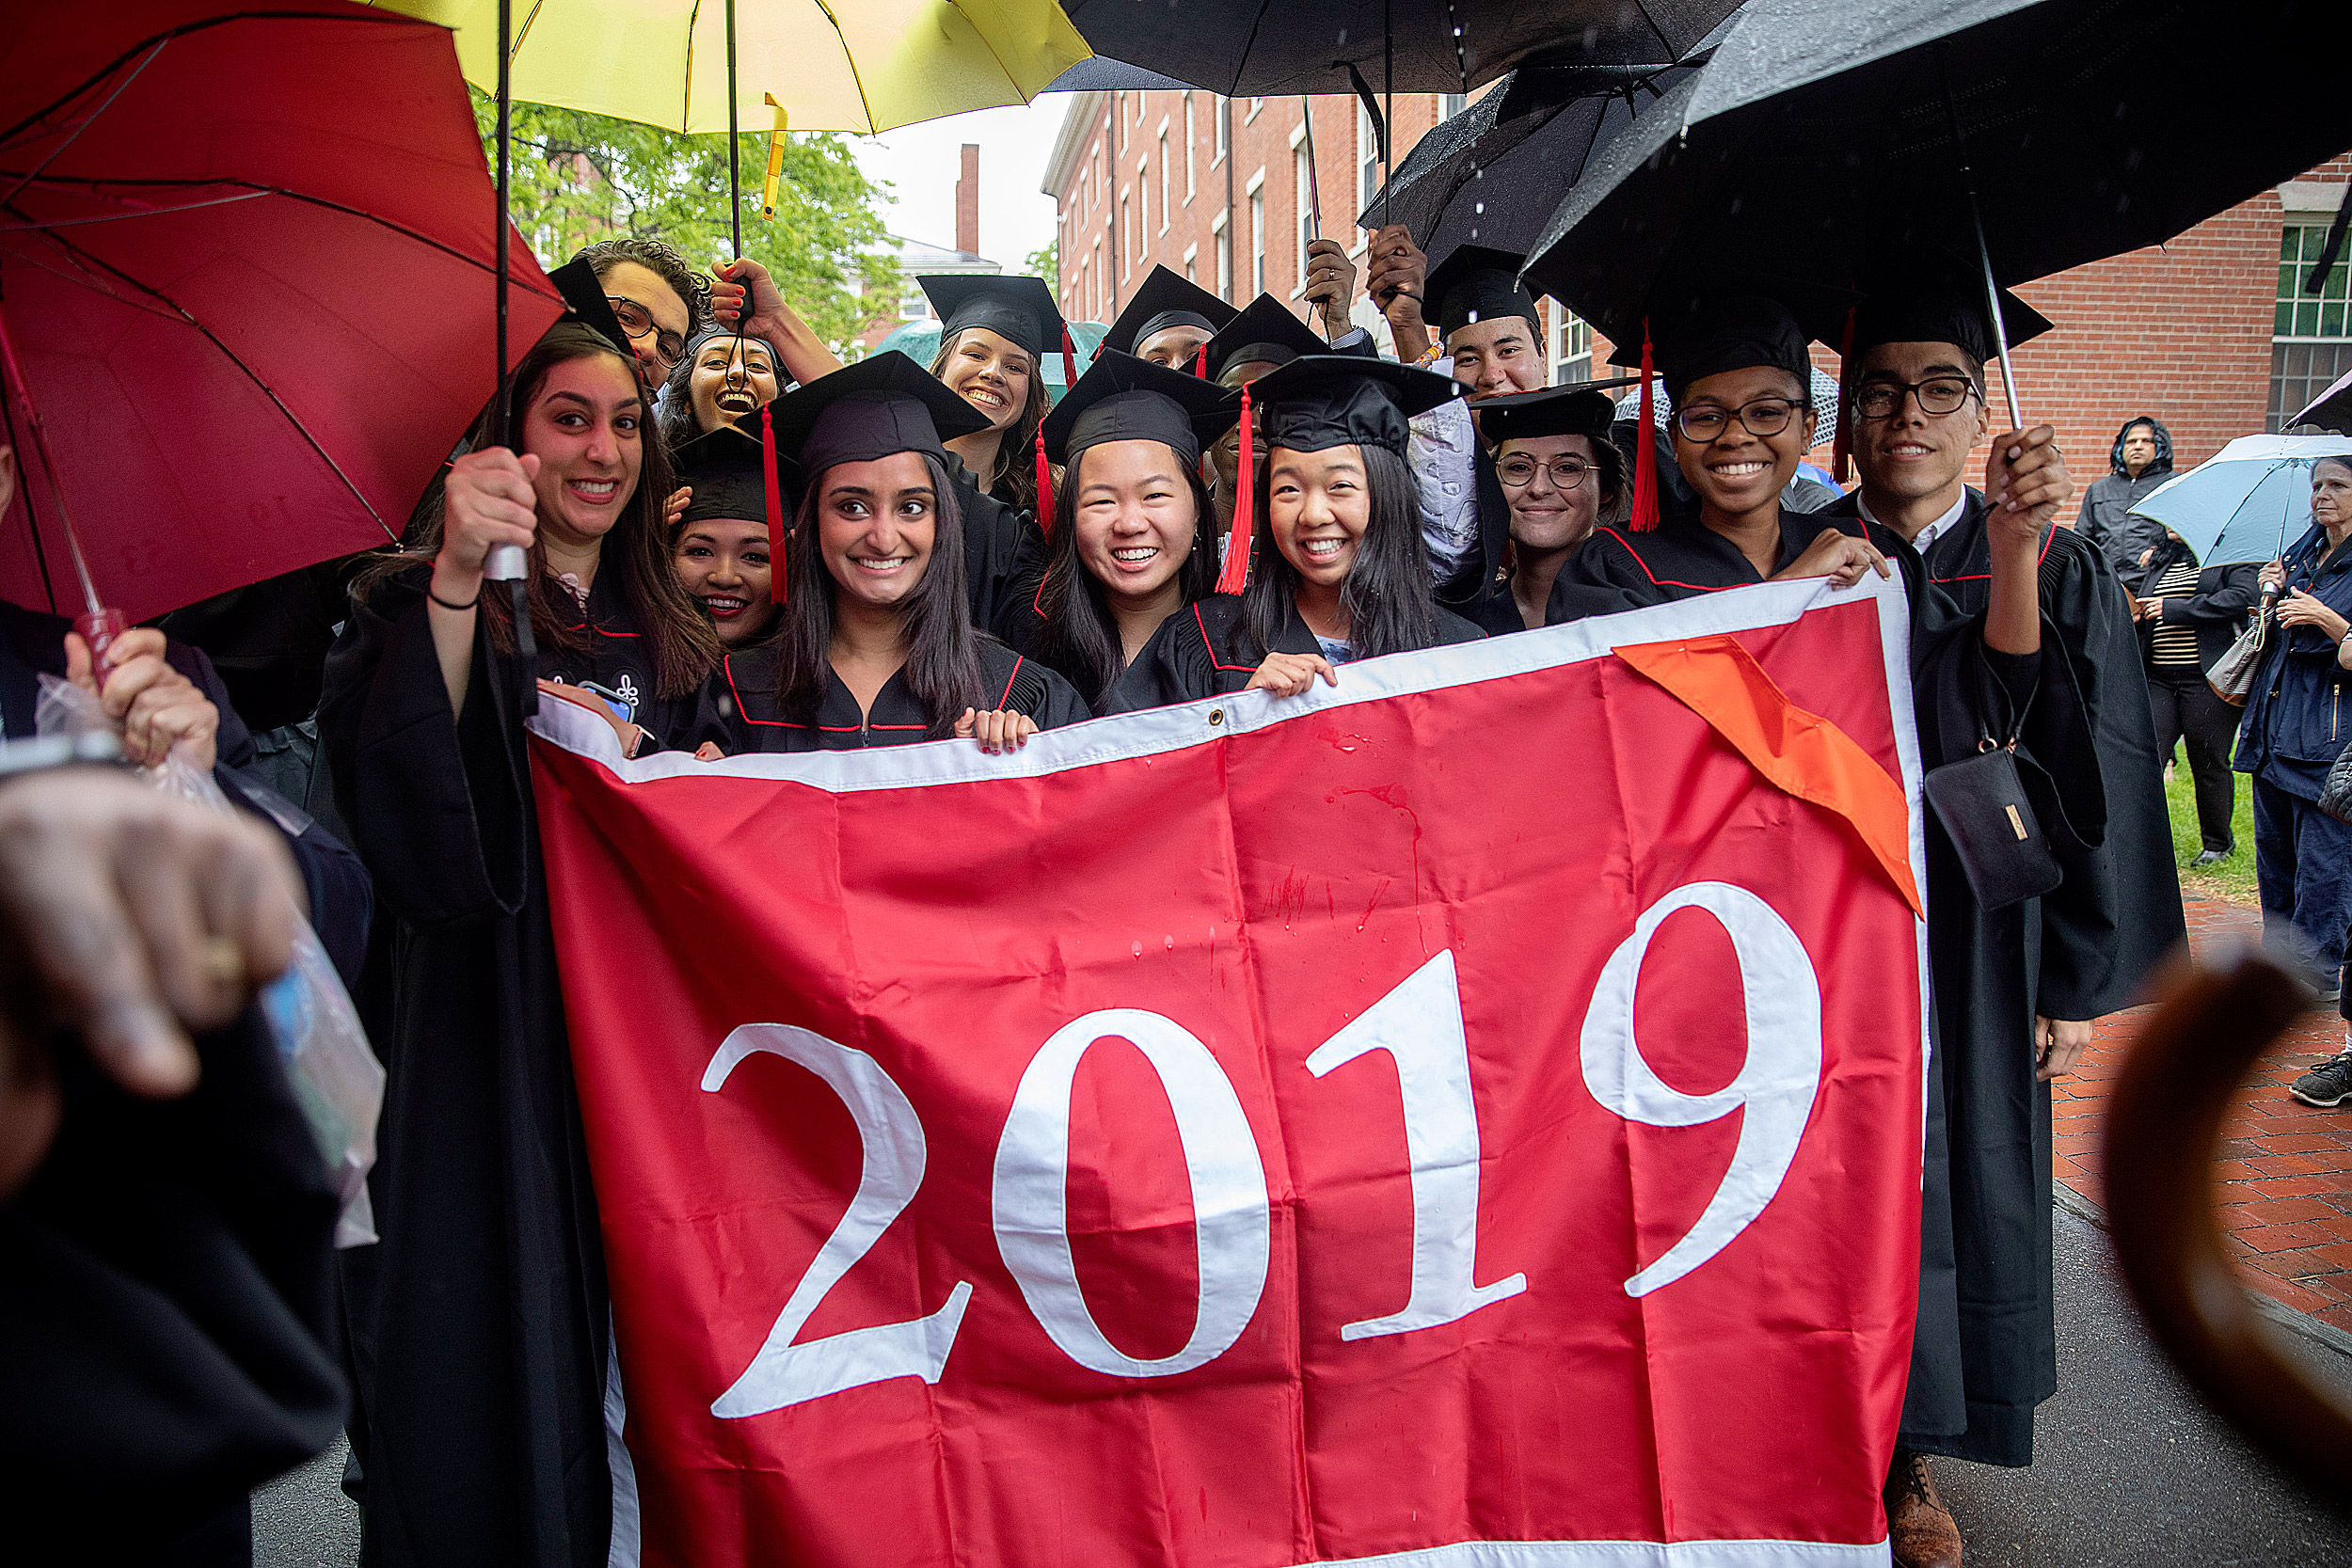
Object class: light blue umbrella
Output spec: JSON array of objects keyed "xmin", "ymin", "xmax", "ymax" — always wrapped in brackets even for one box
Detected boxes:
[{"xmin": 2128, "ymin": 434, "xmax": 2352, "ymax": 563}]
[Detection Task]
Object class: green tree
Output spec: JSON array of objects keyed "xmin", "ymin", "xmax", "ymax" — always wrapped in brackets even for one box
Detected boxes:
[
  {"xmin": 1025, "ymin": 237, "xmax": 1059, "ymax": 302},
  {"xmin": 475, "ymin": 92, "xmax": 899, "ymax": 350}
]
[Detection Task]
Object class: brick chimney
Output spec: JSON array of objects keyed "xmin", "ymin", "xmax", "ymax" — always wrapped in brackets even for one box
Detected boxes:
[{"xmin": 955, "ymin": 143, "xmax": 980, "ymax": 257}]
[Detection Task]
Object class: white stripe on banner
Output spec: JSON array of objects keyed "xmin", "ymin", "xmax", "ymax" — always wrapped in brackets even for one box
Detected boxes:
[{"xmin": 1295, "ymin": 1539, "xmax": 1890, "ymax": 1568}]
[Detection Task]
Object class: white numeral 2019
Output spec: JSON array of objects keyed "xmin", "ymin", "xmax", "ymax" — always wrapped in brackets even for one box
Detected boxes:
[
  {"xmin": 702, "ymin": 1025, "xmax": 975, "ymax": 1418},
  {"xmin": 1579, "ymin": 882, "xmax": 1823, "ymax": 1297},
  {"xmin": 1308, "ymin": 951, "xmax": 1526, "ymax": 1338},
  {"xmin": 702, "ymin": 881, "xmax": 1823, "ymax": 1413}
]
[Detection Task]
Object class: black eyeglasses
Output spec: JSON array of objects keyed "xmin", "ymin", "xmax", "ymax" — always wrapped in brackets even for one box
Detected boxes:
[
  {"xmin": 1853, "ymin": 376, "xmax": 1977, "ymax": 420},
  {"xmin": 1673, "ymin": 398, "xmax": 1806, "ymax": 441},
  {"xmin": 606, "ymin": 295, "xmax": 686, "ymax": 369},
  {"xmin": 1496, "ymin": 454, "xmax": 1593, "ymax": 490}
]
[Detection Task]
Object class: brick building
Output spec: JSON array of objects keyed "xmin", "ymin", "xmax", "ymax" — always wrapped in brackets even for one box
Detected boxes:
[{"xmin": 1040, "ymin": 88, "xmax": 2352, "ymax": 502}]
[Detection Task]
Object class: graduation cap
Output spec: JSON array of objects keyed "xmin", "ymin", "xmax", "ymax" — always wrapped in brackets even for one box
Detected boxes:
[
  {"xmin": 756, "ymin": 353, "xmax": 991, "ymax": 605},
  {"xmin": 1103, "ymin": 266, "xmax": 1240, "ymax": 372},
  {"xmin": 1424, "ymin": 244, "xmax": 1542, "ymax": 345},
  {"xmin": 1606, "ymin": 280, "xmax": 1842, "ymax": 531},
  {"xmin": 546, "ymin": 258, "xmax": 635, "ymax": 361},
  {"xmin": 1032, "ymin": 349, "xmax": 1239, "ymax": 534},
  {"xmin": 1210, "ymin": 354, "xmax": 1464, "ymax": 594},
  {"xmin": 1201, "ymin": 293, "xmax": 1332, "ymax": 385},
  {"xmin": 918, "ymin": 273, "xmax": 1076, "ymax": 388},
  {"xmin": 1474, "ymin": 378, "xmax": 1638, "ymax": 447},
  {"xmin": 1816, "ymin": 263, "xmax": 2052, "ymax": 483},
  {"xmin": 673, "ymin": 420, "xmax": 770, "ymax": 529}
]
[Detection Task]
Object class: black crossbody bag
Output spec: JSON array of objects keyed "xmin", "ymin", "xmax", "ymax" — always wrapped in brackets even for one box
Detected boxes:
[{"xmin": 1921, "ymin": 717, "xmax": 2066, "ymax": 911}]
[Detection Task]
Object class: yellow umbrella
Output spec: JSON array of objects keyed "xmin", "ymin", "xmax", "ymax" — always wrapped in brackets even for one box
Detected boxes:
[{"xmin": 373, "ymin": 0, "xmax": 1092, "ymax": 135}]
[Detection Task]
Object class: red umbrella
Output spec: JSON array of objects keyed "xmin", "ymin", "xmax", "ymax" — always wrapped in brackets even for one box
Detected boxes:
[{"xmin": 0, "ymin": 0, "xmax": 563, "ymax": 626}]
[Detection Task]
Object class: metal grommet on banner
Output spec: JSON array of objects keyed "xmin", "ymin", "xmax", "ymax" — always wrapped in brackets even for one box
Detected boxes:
[{"xmin": 1208, "ymin": 707, "xmax": 1225, "ymax": 727}]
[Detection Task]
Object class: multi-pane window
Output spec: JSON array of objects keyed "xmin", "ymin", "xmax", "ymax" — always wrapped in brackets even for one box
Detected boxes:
[
  {"xmin": 1249, "ymin": 185, "xmax": 1265, "ymax": 295},
  {"xmin": 1547, "ymin": 300, "xmax": 1592, "ymax": 386},
  {"xmin": 1120, "ymin": 193, "xmax": 1133, "ymax": 277},
  {"xmin": 1295, "ymin": 145, "xmax": 1315, "ymax": 290},
  {"xmin": 1137, "ymin": 162, "xmax": 1150, "ymax": 259},
  {"xmin": 1440, "ymin": 93, "xmax": 1469, "ymax": 119},
  {"xmin": 1159, "ymin": 135, "xmax": 1170, "ymax": 231},
  {"xmin": 1184, "ymin": 97, "xmax": 1197, "ymax": 198},
  {"xmin": 1214, "ymin": 97, "xmax": 1229, "ymax": 163},
  {"xmin": 1213, "ymin": 214, "xmax": 1232, "ymax": 301},
  {"xmin": 2272, "ymin": 218, "xmax": 2352, "ymax": 431},
  {"xmin": 1358, "ymin": 102, "xmax": 1381, "ymax": 226}
]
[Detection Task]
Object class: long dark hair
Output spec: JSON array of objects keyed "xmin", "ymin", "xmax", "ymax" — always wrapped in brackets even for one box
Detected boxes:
[
  {"xmin": 771, "ymin": 451, "xmax": 986, "ymax": 737},
  {"xmin": 929, "ymin": 328, "xmax": 1051, "ymax": 513},
  {"xmin": 358, "ymin": 323, "xmax": 718, "ymax": 696},
  {"xmin": 1026, "ymin": 445, "xmax": 1218, "ymax": 705},
  {"xmin": 1241, "ymin": 442, "xmax": 1437, "ymax": 662},
  {"xmin": 657, "ymin": 325, "xmax": 777, "ymax": 454}
]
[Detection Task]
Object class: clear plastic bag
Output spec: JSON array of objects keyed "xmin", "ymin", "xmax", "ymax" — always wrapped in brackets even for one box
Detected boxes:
[{"xmin": 38, "ymin": 674, "xmax": 383, "ymax": 1246}]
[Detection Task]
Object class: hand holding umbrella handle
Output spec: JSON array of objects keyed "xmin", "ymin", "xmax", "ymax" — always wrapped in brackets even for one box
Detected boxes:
[
  {"xmin": 483, "ymin": 545, "xmax": 528, "ymax": 581},
  {"xmin": 72, "ymin": 609, "xmax": 126, "ymax": 671}
]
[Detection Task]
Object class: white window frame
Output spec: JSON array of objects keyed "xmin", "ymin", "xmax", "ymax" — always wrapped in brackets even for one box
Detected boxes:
[
  {"xmin": 1183, "ymin": 242, "xmax": 1200, "ymax": 286},
  {"xmin": 1245, "ymin": 96, "xmax": 1264, "ymax": 124},
  {"xmin": 1184, "ymin": 96, "xmax": 1197, "ymax": 200},
  {"xmin": 1292, "ymin": 124, "xmax": 1314, "ymax": 295},
  {"xmin": 1357, "ymin": 100, "xmax": 1381, "ymax": 240},
  {"xmin": 1546, "ymin": 298, "xmax": 1592, "ymax": 387},
  {"xmin": 1247, "ymin": 167, "xmax": 1266, "ymax": 297},
  {"xmin": 1158, "ymin": 126, "xmax": 1171, "ymax": 233},
  {"xmin": 1213, "ymin": 96, "xmax": 1229, "ymax": 166},
  {"xmin": 1212, "ymin": 211, "xmax": 1232, "ymax": 301},
  {"xmin": 1120, "ymin": 189, "xmax": 1132, "ymax": 277},
  {"xmin": 1136, "ymin": 157, "xmax": 1150, "ymax": 259}
]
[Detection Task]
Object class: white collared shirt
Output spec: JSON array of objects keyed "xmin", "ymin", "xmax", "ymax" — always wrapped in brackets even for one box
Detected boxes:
[{"xmin": 1858, "ymin": 490, "xmax": 1969, "ymax": 558}]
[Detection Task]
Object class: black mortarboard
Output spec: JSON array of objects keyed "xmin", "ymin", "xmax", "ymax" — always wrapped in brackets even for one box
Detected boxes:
[
  {"xmin": 1649, "ymin": 293, "xmax": 1815, "ymax": 407},
  {"xmin": 765, "ymin": 352, "xmax": 990, "ymax": 480},
  {"xmin": 1202, "ymin": 293, "xmax": 1332, "ymax": 384},
  {"xmin": 1475, "ymin": 378, "xmax": 1637, "ymax": 447},
  {"xmin": 918, "ymin": 273, "xmax": 1070, "ymax": 366},
  {"xmin": 1425, "ymin": 245, "xmax": 1542, "ymax": 343},
  {"xmin": 1041, "ymin": 350, "xmax": 1239, "ymax": 469},
  {"xmin": 673, "ymin": 420, "xmax": 769, "ymax": 526},
  {"xmin": 1845, "ymin": 279, "xmax": 2053, "ymax": 368},
  {"xmin": 1103, "ymin": 266, "xmax": 1239, "ymax": 363},
  {"xmin": 1247, "ymin": 355, "xmax": 1463, "ymax": 459},
  {"xmin": 547, "ymin": 258, "xmax": 634, "ymax": 359}
]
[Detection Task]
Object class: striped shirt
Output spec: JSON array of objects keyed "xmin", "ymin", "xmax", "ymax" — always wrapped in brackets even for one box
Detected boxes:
[{"xmin": 2150, "ymin": 559, "xmax": 2201, "ymax": 667}]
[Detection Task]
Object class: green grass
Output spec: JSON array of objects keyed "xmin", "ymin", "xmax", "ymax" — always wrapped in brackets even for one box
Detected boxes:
[{"xmin": 2163, "ymin": 752, "xmax": 2258, "ymax": 906}]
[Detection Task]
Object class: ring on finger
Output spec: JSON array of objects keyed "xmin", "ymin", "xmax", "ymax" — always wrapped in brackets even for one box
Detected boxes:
[{"xmin": 199, "ymin": 936, "xmax": 245, "ymax": 988}]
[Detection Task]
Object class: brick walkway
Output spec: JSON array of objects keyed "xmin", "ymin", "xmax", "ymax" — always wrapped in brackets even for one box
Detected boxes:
[{"xmin": 2051, "ymin": 894, "xmax": 2352, "ymax": 1334}]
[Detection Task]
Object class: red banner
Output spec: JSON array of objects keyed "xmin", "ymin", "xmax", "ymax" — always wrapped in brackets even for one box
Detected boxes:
[{"xmin": 532, "ymin": 577, "xmax": 1930, "ymax": 1568}]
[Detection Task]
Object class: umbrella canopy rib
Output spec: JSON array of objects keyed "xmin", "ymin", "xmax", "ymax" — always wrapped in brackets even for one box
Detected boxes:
[{"xmin": 5, "ymin": 216, "xmax": 394, "ymax": 542}]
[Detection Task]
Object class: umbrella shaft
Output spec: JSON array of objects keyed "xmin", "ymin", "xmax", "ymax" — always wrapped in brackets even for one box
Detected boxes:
[
  {"xmin": 494, "ymin": 0, "xmax": 512, "ymax": 451},
  {"xmin": 0, "ymin": 303, "xmax": 103, "ymax": 616},
  {"xmin": 727, "ymin": 0, "xmax": 742, "ymax": 258}
]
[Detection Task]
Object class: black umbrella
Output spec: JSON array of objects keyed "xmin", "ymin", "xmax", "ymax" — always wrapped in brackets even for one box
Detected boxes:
[
  {"xmin": 1058, "ymin": 0, "xmax": 1739, "ymax": 98},
  {"xmin": 1522, "ymin": 0, "xmax": 2352, "ymax": 430},
  {"xmin": 1353, "ymin": 61, "xmax": 1702, "ymax": 257}
]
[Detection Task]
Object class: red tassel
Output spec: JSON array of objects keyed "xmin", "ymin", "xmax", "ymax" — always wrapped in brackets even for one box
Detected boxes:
[
  {"xmin": 1060, "ymin": 325, "xmax": 1077, "ymax": 392},
  {"xmin": 1035, "ymin": 427, "xmax": 1055, "ymax": 537},
  {"xmin": 1831, "ymin": 304, "xmax": 1856, "ymax": 485},
  {"xmin": 760, "ymin": 402, "xmax": 787, "ymax": 604},
  {"xmin": 1629, "ymin": 323, "xmax": 1659, "ymax": 532},
  {"xmin": 1216, "ymin": 385, "xmax": 1254, "ymax": 594},
  {"xmin": 1194, "ymin": 341, "xmax": 1209, "ymax": 379}
]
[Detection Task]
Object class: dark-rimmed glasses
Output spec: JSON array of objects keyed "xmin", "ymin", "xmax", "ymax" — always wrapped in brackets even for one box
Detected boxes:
[
  {"xmin": 606, "ymin": 294, "xmax": 687, "ymax": 370},
  {"xmin": 1673, "ymin": 398, "xmax": 1805, "ymax": 442},
  {"xmin": 1496, "ymin": 454, "xmax": 1593, "ymax": 490},
  {"xmin": 1853, "ymin": 376, "xmax": 1976, "ymax": 420}
]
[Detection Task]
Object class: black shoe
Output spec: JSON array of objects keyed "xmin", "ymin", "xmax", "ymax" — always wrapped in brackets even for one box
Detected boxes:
[
  {"xmin": 2291, "ymin": 1051, "xmax": 2352, "ymax": 1107},
  {"xmin": 2192, "ymin": 848, "xmax": 2229, "ymax": 867}
]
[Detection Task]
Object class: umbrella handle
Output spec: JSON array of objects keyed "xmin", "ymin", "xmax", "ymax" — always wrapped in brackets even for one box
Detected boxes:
[{"xmin": 485, "ymin": 544, "xmax": 527, "ymax": 580}]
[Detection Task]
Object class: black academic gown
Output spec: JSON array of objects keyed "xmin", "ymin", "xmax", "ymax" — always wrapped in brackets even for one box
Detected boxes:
[
  {"xmin": 0, "ymin": 598, "xmax": 373, "ymax": 988},
  {"xmin": 1815, "ymin": 490, "xmax": 2185, "ymax": 1466},
  {"xmin": 695, "ymin": 635, "xmax": 1089, "ymax": 753},
  {"xmin": 318, "ymin": 564, "xmax": 688, "ymax": 1568},
  {"xmin": 1549, "ymin": 504, "xmax": 2113, "ymax": 1466},
  {"xmin": 1105, "ymin": 593, "xmax": 1488, "ymax": 712},
  {"xmin": 946, "ymin": 452, "xmax": 1040, "ymax": 634},
  {"xmin": 0, "ymin": 1006, "xmax": 345, "ymax": 1561}
]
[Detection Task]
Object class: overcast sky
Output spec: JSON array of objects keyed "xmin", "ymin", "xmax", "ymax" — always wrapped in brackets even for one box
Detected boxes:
[{"xmin": 854, "ymin": 99, "xmax": 1076, "ymax": 273}]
